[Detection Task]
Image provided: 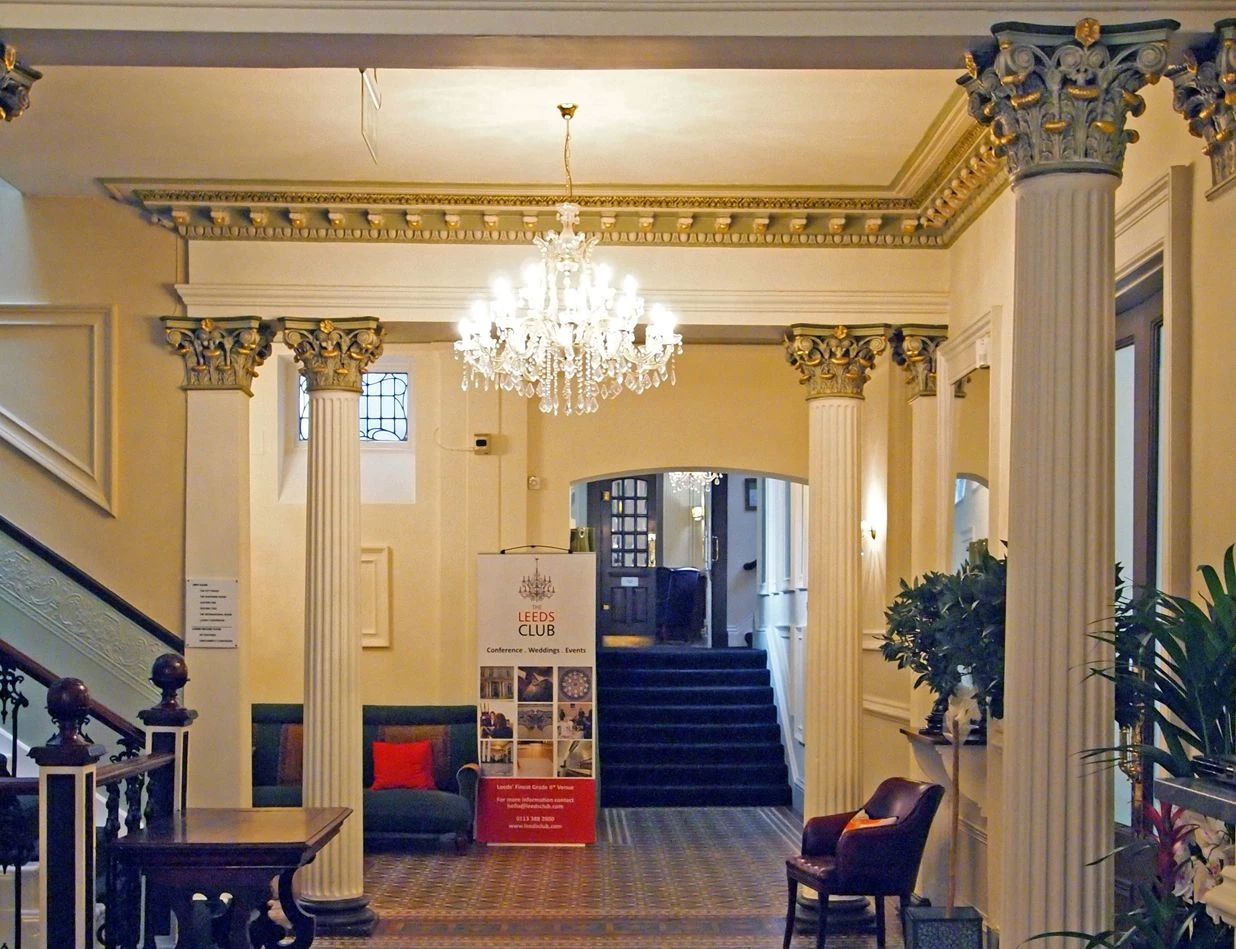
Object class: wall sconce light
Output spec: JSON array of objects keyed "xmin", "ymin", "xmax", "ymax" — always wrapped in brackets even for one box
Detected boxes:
[{"xmin": 860, "ymin": 520, "xmax": 876, "ymax": 541}]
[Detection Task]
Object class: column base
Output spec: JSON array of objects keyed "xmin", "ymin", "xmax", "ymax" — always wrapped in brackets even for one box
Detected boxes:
[
  {"xmin": 300, "ymin": 895, "xmax": 379, "ymax": 936},
  {"xmin": 793, "ymin": 893, "xmax": 873, "ymax": 931}
]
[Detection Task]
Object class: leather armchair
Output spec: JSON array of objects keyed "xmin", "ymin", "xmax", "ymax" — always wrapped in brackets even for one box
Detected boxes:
[{"xmin": 783, "ymin": 777, "xmax": 944, "ymax": 949}]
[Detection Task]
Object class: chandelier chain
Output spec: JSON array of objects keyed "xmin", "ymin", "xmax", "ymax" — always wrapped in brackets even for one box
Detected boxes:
[{"xmin": 563, "ymin": 110, "xmax": 573, "ymax": 201}]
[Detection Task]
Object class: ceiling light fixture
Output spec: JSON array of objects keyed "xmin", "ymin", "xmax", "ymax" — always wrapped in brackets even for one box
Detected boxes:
[
  {"xmin": 455, "ymin": 104, "xmax": 681, "ymax": 415},
  {"xmin": 667, "ymin": 471, "xmax": 722, "ymax": 495}
]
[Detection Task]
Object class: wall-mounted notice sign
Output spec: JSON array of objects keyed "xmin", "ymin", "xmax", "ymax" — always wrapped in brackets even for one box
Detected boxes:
[{"xmin": 185, "ymin": 578, "xmax": 239, "ymax": 648}]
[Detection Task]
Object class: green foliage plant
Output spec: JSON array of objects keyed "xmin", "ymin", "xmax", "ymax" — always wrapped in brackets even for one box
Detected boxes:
[
  {"xmin": 1091, "ymin": 546, "xmax": 1236, "ymax": 779},
  {"xmin": 881, "ymin": 541, "xmax": 1007, "ymax": 719}
]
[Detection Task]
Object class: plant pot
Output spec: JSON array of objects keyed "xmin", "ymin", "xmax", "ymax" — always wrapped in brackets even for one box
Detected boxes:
[
  {"xmin": 920, "ymin": 694, "xmax": 949, "ymax": 738},
  {"xmin": 903, "ymin": 905, "xmax": 983, "ymax": 949}
]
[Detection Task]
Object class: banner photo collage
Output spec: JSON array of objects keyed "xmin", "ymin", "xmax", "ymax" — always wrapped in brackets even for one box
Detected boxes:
[{"xmin": 475, "ymin": 551, "xmax": 597, "ymax": 844}]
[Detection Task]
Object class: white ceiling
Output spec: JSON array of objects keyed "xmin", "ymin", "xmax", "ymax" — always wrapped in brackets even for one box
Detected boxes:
[{"xmin": 0, "ymin": 67, "xmax": 962, "ymax": 196}]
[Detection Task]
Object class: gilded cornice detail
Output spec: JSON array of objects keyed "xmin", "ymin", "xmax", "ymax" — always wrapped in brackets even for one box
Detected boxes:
[
  {"xmin": 889, "ymin": 325, "xmax": 948, "ymax": 399},
  {"xmin": 1167, "ymin": 19, "xmax": 1236, "ymax": 199},
  {"xmin": 785, "ymin": 324, "xmax": 890, "ymax": 400},
  {"xmin": 162, "ymin": 316, "xmax": 275, "ymax": 396},
  {"xmin": 103, "ymin": 119, "xmax": 1009, "ymax": 251},
  {"xmin": 0, "ymin": 43, "xmax": 42, "ymax": 123},
  {"xmin": 959, "ymin": 18, "xmax": 1176, "ymax": 182},
  {"xmin": 282, "ymin": 317, "xmax": 384, "ymax": 392}
]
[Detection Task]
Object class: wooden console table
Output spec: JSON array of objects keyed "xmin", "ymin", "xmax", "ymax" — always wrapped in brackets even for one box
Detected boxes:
[{"xmin": 110, "ymin": 806, "xmax": 350, "ymax": 948}]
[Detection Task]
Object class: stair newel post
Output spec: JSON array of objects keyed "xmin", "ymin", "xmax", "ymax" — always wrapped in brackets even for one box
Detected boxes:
[
  {"xmin": 136, "ymin": 654, "xmax": 196, "ymax": 949},
  {"xmin": 29, "ymin": 677, "xmax": 105, "ymax": 949},
  {"xmin": 138, "ymin": 654, "xmax": 197, "ymax": 819}
]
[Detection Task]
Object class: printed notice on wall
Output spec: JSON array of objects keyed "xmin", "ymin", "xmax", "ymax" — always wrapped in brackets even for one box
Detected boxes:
[{"xmin": 185, "ymin": 578, "xmax": 239, "ymax": 648}]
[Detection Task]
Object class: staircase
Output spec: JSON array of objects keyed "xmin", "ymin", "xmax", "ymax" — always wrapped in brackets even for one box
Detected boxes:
[{"xmin": 597, "ymin": 647, "xmax": 791, "ymax": 807}]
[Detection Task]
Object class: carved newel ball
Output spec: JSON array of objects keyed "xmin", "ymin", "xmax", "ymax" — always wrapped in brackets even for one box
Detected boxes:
[
  {"xmin": 47, "ymin": 677, "xmax": 91, "ymax": 721},
  {"xmin": 151, "ymin": 653, "xmax": 189, "ymax": 707}
]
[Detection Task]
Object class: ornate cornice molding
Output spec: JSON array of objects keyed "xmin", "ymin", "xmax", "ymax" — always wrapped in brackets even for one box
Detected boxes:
[
  {"xmin": 282, "ymin": 317, "xmax": 385, "ymax": 392},
  {"xmin": 960, "ymin": 17, "xmax": 1177, "ymax": 183},
  {"xmin": 102, "ymin": 117, "xmax": 1007, "ymax": 250},
  {"xmin": 889, "ymin": 324, "xmax": 948, "ymax": 399},
  {"xmin": 162, "ymin": 316, "xmax": 276, "ymax": 396},
  {"xmin": 0, "ymin": 43, "xmax": 42, "ymax": 123},
  {"xmin": 785, "ymin": 324, "xmax": 890, "ymax": 400},
  {"xmin": 1168, "ymin": 19, "xmax": 1236, "ymax": 200}
]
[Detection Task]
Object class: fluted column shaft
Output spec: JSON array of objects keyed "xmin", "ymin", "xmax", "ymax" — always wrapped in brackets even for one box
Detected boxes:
[
  {"xmin": 301, "ymin": 386, "xmax": 365, "ymax": 903},
  {"xmin": 1001, "ymin": 171, "xmax": 1116, "ymax": 944},
  {"xmin": 282, "ymin": 317, "xmax": 382, "ymax": 932},
  {"xmin": 959, "ymin": 20, "xmax": 1175, "ymax": 939},
  {"xmin": 804, "ymin": 397, "xmax": 863, "ymax": 819},
  {"xmin": 786, "ymin": 324, "xmax": 886, "ymax": 819}
]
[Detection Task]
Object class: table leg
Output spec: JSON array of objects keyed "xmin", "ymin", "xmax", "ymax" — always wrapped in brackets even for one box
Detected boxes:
[
  {"xmin": 277, "ymin": 868, "xmax": 316, "ymax": 948},
  {"xmin": 225, "ymin": 889, "xmax": 257, "ymax": 948}
]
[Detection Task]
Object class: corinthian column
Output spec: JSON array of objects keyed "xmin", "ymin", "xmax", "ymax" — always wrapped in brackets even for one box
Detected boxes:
[
  {"xmin": 163, "ymin": 316, "xmax": 274, "ymax": 807},
  {"xmin": 961, "ymin": 18, "xmax": 1175, "ymax": 945},
  {"xmin": 282, "ymin": 317, "xmax": 384, "ymax": 934},
  {"xmin": 786, "ymin": 324, "xmax": 887, "ymax": 821}
]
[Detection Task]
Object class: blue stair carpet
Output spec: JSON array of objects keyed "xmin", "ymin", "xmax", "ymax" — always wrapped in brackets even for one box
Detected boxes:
[{"xmin": 597, "ymin": 647, "xmax": 792, "ymax": 807}]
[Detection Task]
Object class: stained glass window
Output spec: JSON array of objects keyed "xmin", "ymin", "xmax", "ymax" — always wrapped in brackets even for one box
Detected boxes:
[{"xmin": 298, "ymin": 371, "xmax": 409, "ymax": 442}]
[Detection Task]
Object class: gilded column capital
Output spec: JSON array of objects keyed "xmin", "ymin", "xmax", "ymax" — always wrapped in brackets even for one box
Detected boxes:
[
  {"xmin": 1168, "ymin": 19, "xmax": 1236, "ymax": 196},
  {"xmin": 162, "ymin": 316, "xmax": 275, "ymax": 396},
  {"xmin": 889, "ymin": 325, "xmax": 948, "ymax": 399},
  {"xmin": 282, "ymin": 317, "xmax": 385, "ymax": 392},
  {"xmin": 959, "ymin": 18, "xmax": 1177, "ymax": 182},
  {"xmin": 785, "ymin": 324, "xmax": 889, "ymax": 400},
  {"xmin": 0, "ymin": 43, "xmax": 42, "ymax": 123}
]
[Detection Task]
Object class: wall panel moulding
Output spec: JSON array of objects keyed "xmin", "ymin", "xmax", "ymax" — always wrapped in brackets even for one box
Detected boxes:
[{"xmin": 102, "ymin": 122, "xmax": 1008, "ymax": 250}]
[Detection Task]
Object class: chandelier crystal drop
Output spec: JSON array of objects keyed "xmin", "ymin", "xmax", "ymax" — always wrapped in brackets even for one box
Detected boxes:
[
  {"xmin": 455, "ymin": 104, "xmax": 682, "ymax": 415},
  {"xmin": 666, "ymin": 471, "xmax": 722, "ymax": 494}
]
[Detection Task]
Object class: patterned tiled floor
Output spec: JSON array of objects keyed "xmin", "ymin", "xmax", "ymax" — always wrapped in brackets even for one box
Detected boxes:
[{"xmin": 314, "ymin": 807, "xmax": 903, "ymax": 949}]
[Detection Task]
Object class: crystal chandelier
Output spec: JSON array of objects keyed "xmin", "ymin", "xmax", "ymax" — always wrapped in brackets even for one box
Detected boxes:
[
  {"xmin": 666, "ymin": 471, "xmax": 722, "ymax": 495},
  {"xmin": 455, "ymin": 104, "xmax": 682, "ymax": 416}
]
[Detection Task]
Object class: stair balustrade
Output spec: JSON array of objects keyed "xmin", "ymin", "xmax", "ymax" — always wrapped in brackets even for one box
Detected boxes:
[{"xmin": 0, "ymin": 644, "xmax": 192, "ymax": 949}]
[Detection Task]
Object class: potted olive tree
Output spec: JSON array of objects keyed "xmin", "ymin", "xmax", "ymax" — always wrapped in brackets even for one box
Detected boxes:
[{"xmin": 880, "ymin": 541, "xmax": 1007, "ymax": 740}]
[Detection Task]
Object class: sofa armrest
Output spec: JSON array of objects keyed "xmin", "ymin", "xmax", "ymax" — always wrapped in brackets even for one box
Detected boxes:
[{"xmin": 456, "ymin": 763, "xmax": 480, "ymax": 815}]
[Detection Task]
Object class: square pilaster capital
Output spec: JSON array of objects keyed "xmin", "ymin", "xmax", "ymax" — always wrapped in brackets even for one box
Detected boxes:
[{"xmin": 163, "ymin": 316, "xmax": 276, "ymax": 396}]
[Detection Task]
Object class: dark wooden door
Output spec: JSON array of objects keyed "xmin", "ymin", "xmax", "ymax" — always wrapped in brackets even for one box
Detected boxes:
[
  {"xmin": 589, "ymin": 476, "xmax": 660, "ymax": 641},
  {"xmin": 709, "ymin": 475, "xmax": 728, "ymax": 647}
]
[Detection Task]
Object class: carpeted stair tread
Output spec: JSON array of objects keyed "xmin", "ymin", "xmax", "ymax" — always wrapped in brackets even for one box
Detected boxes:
[
  {"xmin": 600, "ymin": 722, "xmax": 781, "ymax": 743},
  {"xmin": 600, "ymin": 703, "xmax": 776, "ymax": 725},
  {"xmin": 602, "ymin": 784, "xmax": 793, "ymax": 807},
  {"xmin": 603, "ymin": 742, "xmax": 786, "ymax": 765},
  {"xmin": 600, "ymin": 667, "xmax": 770, "ymax": 688},
  {"xmin": 602, "ymin": 685, "xmax": 774, "ymax": 706},
  {"xmin": 604, "ymin": 761, "xmax": 789, "ymax": 785},
  {"xmin": 597, "ymin": 646, "xmax": 790, "ymax": 808},
  {"xmin": 597, "ymin": 647, "xmax": 769, "ymax": 670}
]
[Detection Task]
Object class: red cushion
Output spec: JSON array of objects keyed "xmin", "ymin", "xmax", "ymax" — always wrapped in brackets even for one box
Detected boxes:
[
  {"xmin": 370, "ymin": 740, "xmax": 437, "ymax": 790},
  {"xmin": 843, "ymin": 808, "xmax": 898, "ymax": 832}
]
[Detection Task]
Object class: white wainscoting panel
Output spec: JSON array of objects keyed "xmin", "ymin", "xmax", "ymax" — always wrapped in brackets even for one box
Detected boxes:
[{"xmin": 0, "ymin": 305, "xmax": 116, "ymax": 514}]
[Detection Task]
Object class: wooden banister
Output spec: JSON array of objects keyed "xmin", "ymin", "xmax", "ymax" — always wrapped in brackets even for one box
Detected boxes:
[{"xmin": 0, "ymin": 638, "xmax": 144, "ymax": 743}]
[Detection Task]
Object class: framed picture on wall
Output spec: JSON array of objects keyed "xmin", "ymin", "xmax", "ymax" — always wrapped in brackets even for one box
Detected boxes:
[{"xmin": 744, "ymin": 478, "xmax": 758, "ymax": 511}]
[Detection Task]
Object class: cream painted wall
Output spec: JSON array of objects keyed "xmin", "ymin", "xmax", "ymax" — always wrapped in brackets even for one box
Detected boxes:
[
  {"xmin": 0, "ymin": 193, "xmax": 185, "ymax": 631},
  {"xmin": 526, "ymin": 344, "xmax": 809, "ymax": 546},
  {"xmin": 954, "ymin": 368, "xmax": 991, "ymax": 481}
]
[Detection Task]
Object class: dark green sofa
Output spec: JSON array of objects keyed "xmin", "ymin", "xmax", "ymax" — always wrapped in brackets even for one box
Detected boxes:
[{"xmin": 252, "ymin": 703, "xmax": 479, "ymax": 850}]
